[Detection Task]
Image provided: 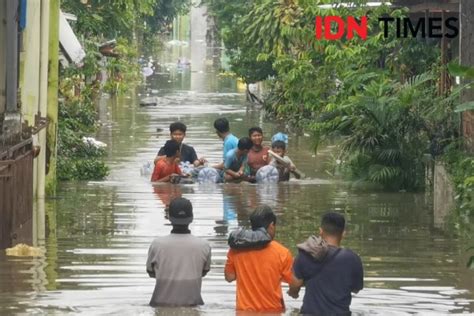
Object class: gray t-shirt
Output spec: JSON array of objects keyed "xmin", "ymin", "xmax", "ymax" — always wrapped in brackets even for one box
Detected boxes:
[
  {"xmin": 270, "ymin": 155, "xmax": 295, "ymax": 181},
  {"xmin": 146, "ymin": 233, "xmax": 212, "ymax": 306}
]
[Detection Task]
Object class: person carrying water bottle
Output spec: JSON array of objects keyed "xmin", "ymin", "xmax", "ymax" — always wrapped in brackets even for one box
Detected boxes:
[
  {"xmin": 223, "ymin": 137, "xmax": 254, "ymax": 183},
  {"xmin": 154, "ymin": 122, "xmax": 206, "ymax": 167}
]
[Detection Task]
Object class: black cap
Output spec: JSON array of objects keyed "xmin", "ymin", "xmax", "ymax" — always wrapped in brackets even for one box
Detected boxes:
[{"xmin": 169, "ymin": 197, "xmax": 193, "ymax": 225}]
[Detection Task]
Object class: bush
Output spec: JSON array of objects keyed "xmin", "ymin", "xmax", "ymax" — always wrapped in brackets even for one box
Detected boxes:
[
  {"xmin": 443, "ymin": 146, "xmax": 474, "ymax": 216},
  {"xmin": 57, "ymin": 100, "xmax": 109, "ymax": 181},
  {"xmin": 57, "ymin": 157, "xmax": 108, "ymax": 181}
]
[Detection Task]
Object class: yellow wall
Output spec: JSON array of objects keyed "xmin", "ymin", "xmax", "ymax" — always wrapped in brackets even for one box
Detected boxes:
[
  {"xmin": 20, "ymin": 0, "xmax": 41, "ymax": 126},
  {"xmin": 19, "ymin": 0, "xmax": 51, "ymax": 200},
  {"xmin": 46, "ymin": 0, "xmax": 60, "ymax": 195}
]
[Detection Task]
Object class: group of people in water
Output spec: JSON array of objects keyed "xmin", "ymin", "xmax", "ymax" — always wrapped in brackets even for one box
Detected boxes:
[
  {"xmin": 150, "ymin": 118, "xmax": 300, "ymax": 184},
  {"xmin": 147, "ymin": 118, "xmax": 364, "ymax": 314},
  {"xmin": 146, "ymin": 198, "xmax": 364, "ymax": 314}
]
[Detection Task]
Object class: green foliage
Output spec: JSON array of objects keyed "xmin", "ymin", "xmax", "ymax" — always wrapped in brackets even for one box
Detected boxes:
[
  {"xmin": 57, "ymin": 157, "xmax": 109, "ymax": 181},
  {"xmin": 447, "ymin": 62, "xmax": 474, "ymax": 112},
  {"xmin": 448, "ymin": 62, "xmax": 474, "ymax": 79},
  {"xmin": 209, "ymin": 0, "xmax": 467, "ymax": 191},
  {"xmin": 103, "ymin": 38, "xmax": 142, "ymax": 95},
  {"xmin": 58, "ymin": 55, "xmax": 109, "ymax": 182},
  {"xmin": 57, "ymin": 100, "xmax": 109, "ymax": 181},
  {"xmin": 61, "ymin": 0, "xmax": 190, "ymax": 65},
  {"xmin": 312, "ymin": 72, "xmax": 440, "ymax": 190},
  {"xmin": 203, "ymin": 0, "xmax": 276, "ymax": 83},
  {"xmin": 144, "ymin": 0, "xmax": 191, "ymax": 34},
  {"xmin": 61, "ymin": 0, "xmax": 156, "ymax": 38},
  {"xmin": 63, "ymin": 40, "xmax": 102, "ymax": 80},
  {"xmin": 443, "ymin": 146, "xmax": 474, "ymax": 216},
  {"xmin": 59, "ymin": 100, "xmax": 96, "ymax": 133},
  {"xmin": 56, "ymin": 0, "xmax": 191, "ymax": 181},
  {"xmin": 454, "ymin": 101, "xmax": 474, "ymax": 113},
  {"xmin": 468, "ymin": 254, "xmax": 474, "ymax": 269},
  {"xmin": 467, "ymin": 245, "xmax": 474, "ymax": 270},
  {"xmin": 442, "ymin": 146, "xmax": 474, "ymax": 269}
]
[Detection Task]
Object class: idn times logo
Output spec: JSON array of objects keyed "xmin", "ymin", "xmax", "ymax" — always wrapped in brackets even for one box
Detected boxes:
[{"xmin": 315, "ymin": 16, "xmax": 459, "ymax": 40}]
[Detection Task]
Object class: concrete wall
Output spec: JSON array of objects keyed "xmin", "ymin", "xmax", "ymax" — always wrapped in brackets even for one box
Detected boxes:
[
  {"xmin": 0, "ymin": 1, "xmax": 5, "ymax": 116},
  {"xmin": 433, "ymin": 161, "xmax": 456, "ymax": 227},
  {"xmin": 460, "ymin": 0, "xmax": 474, "ymax": 152},
  {"xmin": 46, "ymin": 0, "xmax": 60, "ymax": 195},
  {"xmin": 19, "ymin": 0, "xmax": 51, "ymax": 200},
  {"xmin": 20, "ymin": 0, "xmax": 41, "ymax": 200},
  {"xmin": 20, "ymin": 0, "xmax": 41, "ymax": 126},
  {"xmin": 0, "ymin": 0, "xmax": 22, "ymax": 148}
]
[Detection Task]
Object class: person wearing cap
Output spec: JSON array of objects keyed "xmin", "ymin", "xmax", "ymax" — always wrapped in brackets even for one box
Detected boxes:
[
  {"xmin": 146, "ymin": 197, "xmax": 212, "ymax": 307},
  {"xmin": 224, "ymin": 205, "xmax": 298, "ymax": 312}
]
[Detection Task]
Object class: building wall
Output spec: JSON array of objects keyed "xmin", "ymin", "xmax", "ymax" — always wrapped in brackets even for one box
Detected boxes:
[
  {"xmin": 0, "ymin": 2, "xmax": 5, "ymax": 116},
  {"xmin": 19, "ymin": 0, "xmax": 50, "ymax": 199},
  {"xmin": 433, "ymin": 162, "xmax": 456, "ymax": 228},
  {"xmin": 46, "ymin": 0, "xmax": 60, "ymax": 195},
  {"xmin": 20, "ymin": 0, "xmax": 41, "ymax": 126},
  {"xmin": 0, "ymin": 0, "xmax": 55, "ymax": 248},
  {"xmin": 460, "ymin": 0, "xmax": 474, "ymax": 152}
]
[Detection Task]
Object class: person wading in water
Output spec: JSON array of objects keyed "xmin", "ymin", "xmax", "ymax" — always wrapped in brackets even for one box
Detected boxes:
[
  {"xmin": 246, "ymin": 126, "xmax": 270, "ymax": 178},
  {"xmin": 288, "ymin": 212, "xmax": 364, "ymax": 315},
  {"xmin": 224, "ymin": 205, "xmax": 300, "ymax": 312},
  {"xmin": 146, "ymin": 197, "xmax": 212, "ymax": 307}
]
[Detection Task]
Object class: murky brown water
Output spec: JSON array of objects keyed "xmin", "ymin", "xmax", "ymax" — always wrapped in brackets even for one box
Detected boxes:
[{"xmin": 1, "ymin": 8, "xmax": 474, "ymax": 316}]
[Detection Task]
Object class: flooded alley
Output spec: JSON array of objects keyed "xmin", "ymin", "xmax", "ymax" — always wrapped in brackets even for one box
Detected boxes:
[{"xmin": 1, "ymin": 1, "xmax": 473, "ymax": 315}]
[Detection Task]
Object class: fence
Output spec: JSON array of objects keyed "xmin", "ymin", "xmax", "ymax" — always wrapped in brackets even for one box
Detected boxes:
[{"xmin": 0, "ymin": 138, "xmax": 33, "ymax": 249}]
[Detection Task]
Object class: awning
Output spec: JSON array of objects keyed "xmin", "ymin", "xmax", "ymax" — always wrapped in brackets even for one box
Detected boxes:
[{"xmin": 59, "ymin": 11, "xmax": 86, "ymax": 66}]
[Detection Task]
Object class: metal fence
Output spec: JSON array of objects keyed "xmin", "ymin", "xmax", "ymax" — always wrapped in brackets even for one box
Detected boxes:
[{"xmin": 0, "ymin": 138, "xmax": 33, "ymax": 249}]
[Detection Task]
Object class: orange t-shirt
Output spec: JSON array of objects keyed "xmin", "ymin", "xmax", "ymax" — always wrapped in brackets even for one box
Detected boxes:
[
  {"xmin": 224, "ymin": 240, "xmax": 294, "ymax": 312},
  {"xmin": 247, "ymin": 146, "xmax": 270, "ymax": 174},
  {"xmin": 150, "ymin": 159, "xmax": 181, "ymax": 182}
]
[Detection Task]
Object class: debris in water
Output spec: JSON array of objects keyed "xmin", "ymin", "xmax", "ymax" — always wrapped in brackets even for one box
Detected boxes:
[
  {"xmin": 5, "ymin": 244, "xmax": 44, "ymax": 257},
  {"xmin": 140, "ymin": 97, "xmax": 158, "ymax": 106},
  {"xmin": 82, "ymin": 137, "xmax": 107, "ymax": 148}
]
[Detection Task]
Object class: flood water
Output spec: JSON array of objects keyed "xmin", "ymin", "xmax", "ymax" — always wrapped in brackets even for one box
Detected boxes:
[{"xmin": 1, "ymin": 7, "xmax": 474, "ymax": 316}]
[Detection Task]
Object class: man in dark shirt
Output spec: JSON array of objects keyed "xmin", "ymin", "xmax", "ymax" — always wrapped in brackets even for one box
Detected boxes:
[
  {"xmin": 288, "ymin": 212, "xmax": 364, "ymax": 315},
  {"xmin": 155, "ymin": 122, "xmax": 205, "ymax": 167}
]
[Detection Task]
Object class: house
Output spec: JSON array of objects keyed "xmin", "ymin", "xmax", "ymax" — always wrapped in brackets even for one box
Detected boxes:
[{"xmin": 0, "ymin": 0, "xmax": 61, "ymax": 249}]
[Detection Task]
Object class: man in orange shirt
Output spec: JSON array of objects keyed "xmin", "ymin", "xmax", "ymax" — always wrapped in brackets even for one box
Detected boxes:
[
  {"xmin": 151, "ymin": 140, "xmax": 182, "ymax": 182},
  {"xmin": 224, "ymin": 205, "xmax": 296, "ymax": 312}
]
